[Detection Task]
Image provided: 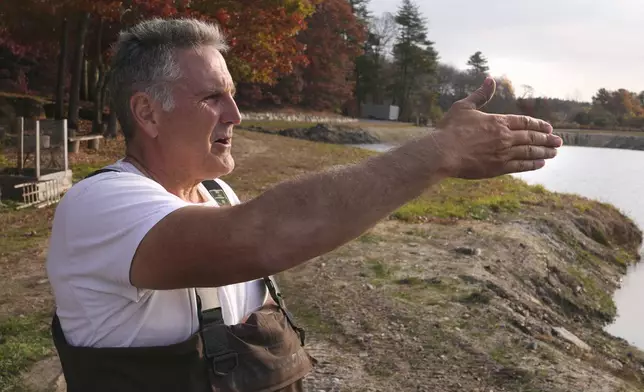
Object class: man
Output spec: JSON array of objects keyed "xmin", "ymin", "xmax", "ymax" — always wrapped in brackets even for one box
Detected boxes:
[{"xmin": 46, "ymin": 17, "xmax": 562, "ymax": 392}]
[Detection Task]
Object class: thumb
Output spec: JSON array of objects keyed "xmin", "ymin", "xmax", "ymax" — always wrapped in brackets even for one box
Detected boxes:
[{"xmin": 460, "ymin": 77, "xmax": 496, "ymax": 110}]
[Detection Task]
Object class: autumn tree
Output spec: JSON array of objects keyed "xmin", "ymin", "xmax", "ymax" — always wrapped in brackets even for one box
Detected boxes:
[
  {"xmin": 587, "ymin": 87, "xmax": 644, "ymax": 128},
  {"xmin": 1, "ymin": 0, "xmax": 318, "ymax": 135},
  {"xmin": 348, "ymin": 0, "xmax": 371, "ymax": 116},
  {"xmin": 482, "ymin": 76, "xmax": 518, "ymax": 114},
  {"xmin": 297, "ymin": 0, "xmax": 366, "ymax": 111},
  {"xmin": 392, "ymin": 0, "xmax": 438, "ymax": 121}
]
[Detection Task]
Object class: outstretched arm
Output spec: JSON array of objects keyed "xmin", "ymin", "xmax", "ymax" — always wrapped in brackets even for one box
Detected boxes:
[{"xmin": 130, "ymin": 78, "xmax": 562, "ymax": 290}]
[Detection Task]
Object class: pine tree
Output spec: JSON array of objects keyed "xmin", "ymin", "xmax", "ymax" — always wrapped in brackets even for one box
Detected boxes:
[
  {"xmin": 392, "ymin": 0, "xmax": 438, "ymax": 120},
  {"xmin": 467, "ymin": 51, "xmax": 489, "ymax": 74},
  {"xmin": 347, "ymin": 0, "xmax": 371, "ymax": 22}
]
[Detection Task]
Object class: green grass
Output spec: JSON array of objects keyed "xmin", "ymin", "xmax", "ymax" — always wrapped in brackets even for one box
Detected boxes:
[
  {"xmin": 0, "ymin": 152, "xmax": 9, "ymax": 167},
  {"xmin": 367, "ymin": 259, "xmax": 394, "ymax": 279},
  {"xmin": 0, "ymin": 206, "xmax": 52, "ymax": 256},
  {"xmin": 71, "ymin": 162, "xmax": 109, "ymax": 182},
  {"xmin": 567, "ymin": 266, "xmax": 617, "ymax": 318},
  {"xmin": 490, "ymin": 346, "xmax": 514, "ymax": 366},
  {"xmin": 0, "ymin": 314, "xmax": 54, "ymax": 392},
  {"xmin": 358, "ymin": 233, "xmax": 385, "ymax": 244},
  {"xmin": 392, "ymin": 177, "xmax": 555, "ymax": 222}
]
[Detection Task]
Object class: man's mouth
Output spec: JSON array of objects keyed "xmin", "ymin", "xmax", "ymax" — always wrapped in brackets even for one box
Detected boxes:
[{"xmin": 214, "ymin": 138, "xmax": 231, "ymax": 145}]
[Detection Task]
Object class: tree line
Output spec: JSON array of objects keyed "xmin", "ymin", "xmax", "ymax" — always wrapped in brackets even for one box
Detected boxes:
[{"xmin": 0, "ymin": 0, "xmax": 641, "ymax": 132}]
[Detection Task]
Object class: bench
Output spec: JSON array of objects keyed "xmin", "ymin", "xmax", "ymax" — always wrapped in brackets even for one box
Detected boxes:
[{"xmin": 68, "ymin": 134, "xmax": 103, "ymax": 153}]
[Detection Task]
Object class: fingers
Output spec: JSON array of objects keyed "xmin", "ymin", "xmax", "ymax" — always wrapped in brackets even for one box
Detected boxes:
[
  {"xmin": 456, "ymin": 77, "xmax": 496, "ymax": 110},
  {"xmin": 503, "ymin": 159, "xmax": 546, "ymax": 174},
  {"xmin": 512, "ymin": 131, "xmax": 563, "ymax": 148},
  {"xmin": 507, "ymin": 145, "xmax": 558, "ymax": 161},
  {"xmin": 504, "ymin": 114, "xmax": 553, "ymax": 133}
]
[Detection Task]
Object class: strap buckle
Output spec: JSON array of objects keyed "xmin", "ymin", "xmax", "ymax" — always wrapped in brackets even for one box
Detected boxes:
[{"xmin": 208, "ymin": 351, "xmax": 239, "ymax": 376}]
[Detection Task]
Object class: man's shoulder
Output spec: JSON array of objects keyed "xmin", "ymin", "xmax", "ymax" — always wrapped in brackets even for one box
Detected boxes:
[{"xmin": 57, "ymin": 165, "xmax": 180, "ymax": 217}]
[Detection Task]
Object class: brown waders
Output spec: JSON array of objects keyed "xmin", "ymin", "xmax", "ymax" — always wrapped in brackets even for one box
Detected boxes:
[{"xmin": 51, "ymin": 170, "xmax": 316, "ymax": 391}]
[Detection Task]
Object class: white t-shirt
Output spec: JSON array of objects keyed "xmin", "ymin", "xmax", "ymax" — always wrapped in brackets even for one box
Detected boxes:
[{"xmin": 46, "ymin": 160, "xmax": 268, "ymax": 348}]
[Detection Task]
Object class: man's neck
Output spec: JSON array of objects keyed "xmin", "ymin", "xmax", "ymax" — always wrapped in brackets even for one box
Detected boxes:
[{"xmin": 124, "ymin": 150, "xmax": 205, "ymax": 204}]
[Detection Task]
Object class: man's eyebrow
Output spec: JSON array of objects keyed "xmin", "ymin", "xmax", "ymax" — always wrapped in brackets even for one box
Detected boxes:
[{"xmin": 197, "ymin": 85, "xmax": 237, "ymax": 97}]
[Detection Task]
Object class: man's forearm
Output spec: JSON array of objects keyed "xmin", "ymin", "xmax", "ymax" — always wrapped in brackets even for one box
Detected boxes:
[{"xmin": 241, "ymin": 132, "xmax": 449, "ymax": 274}]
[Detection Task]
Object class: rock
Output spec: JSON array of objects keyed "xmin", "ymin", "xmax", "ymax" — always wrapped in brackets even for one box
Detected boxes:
[
  {"xmin": 455, "ymin": 247, "xmax": 482, "ymax": 256},
  {"xmin": 366, "ymin": 283, "xmax": 375, "ymax": 290},
  {"xmin": 527, "ymin": 341, "xmax": 538, "ymax": 350},
  {"xmin": 551, "ymin": 327, "xmax": 591, "ymax": 351},
  {"xmin": 607, "ymin": 359, "xmax": 624, "ymax": 371},
  {"xmin": 359, "ymin": 352, "xmax": 369, "ymax": 358},
  {"xmin": 55, "ymin": 374, "xmax": 67, "ymax": 392}
]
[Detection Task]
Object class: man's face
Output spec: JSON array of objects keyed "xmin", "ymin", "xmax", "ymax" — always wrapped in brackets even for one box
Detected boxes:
[{"xmin": 155, "ymin": 45, "xmax": 241, "ymax": 180}]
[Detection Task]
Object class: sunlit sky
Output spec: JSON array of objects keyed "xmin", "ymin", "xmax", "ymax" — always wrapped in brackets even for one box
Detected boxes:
[{"xmin": 368, "ymin": 0, "xmax": 644, "ymax": 102}]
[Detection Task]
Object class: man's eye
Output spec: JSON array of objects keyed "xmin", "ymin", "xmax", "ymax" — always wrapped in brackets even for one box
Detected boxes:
[{"xmin": 206, "ymin": 94, "xmax": 222, "ymax": 101}]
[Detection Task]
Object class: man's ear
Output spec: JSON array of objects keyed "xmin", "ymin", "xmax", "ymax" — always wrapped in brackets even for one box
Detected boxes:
[{"xmin": 130, "ymin": 92, "xmax": 159, "ymax": 139}]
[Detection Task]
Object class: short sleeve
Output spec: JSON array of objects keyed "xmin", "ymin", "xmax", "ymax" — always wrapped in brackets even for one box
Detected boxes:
[{"xmin": 53, "ymin": 171, "xmax": 190, "ymax": 301}]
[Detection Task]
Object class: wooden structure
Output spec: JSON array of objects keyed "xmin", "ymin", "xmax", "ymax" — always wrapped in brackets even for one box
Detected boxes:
[
  {"xmin": 0, "ymin": 117, "xmax": 73, "ymax": 208},
  {"xmin": 69, "ymin": 134, "xmax": 103, "ymax": 153}
]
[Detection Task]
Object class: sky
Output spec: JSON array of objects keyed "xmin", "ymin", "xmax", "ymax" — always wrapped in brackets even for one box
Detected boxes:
[{"xmin": 368, "ymin": 0, "xmax": 644, "ymax": 102}]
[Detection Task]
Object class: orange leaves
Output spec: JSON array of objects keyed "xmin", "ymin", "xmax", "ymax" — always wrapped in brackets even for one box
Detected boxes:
[{"xmin": 0, "ymin": 0, "xmax": 317, "ymax": 90}]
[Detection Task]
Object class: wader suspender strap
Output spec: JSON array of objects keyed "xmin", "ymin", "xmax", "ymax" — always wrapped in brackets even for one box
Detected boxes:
[{"xmin": 200, "ymin": 180, "xmax": 306, "ymax": 348}]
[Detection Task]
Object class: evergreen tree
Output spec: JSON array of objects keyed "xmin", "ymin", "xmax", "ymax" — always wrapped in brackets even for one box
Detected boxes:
[
  {"xmin": 347, "ymin": 0, "xmax": 371, "ymax": 22},
  {"xmin": 467, "ymin": 51, "xmax": 489, "ymax": 74},
  {"xmin": 392, "ymin": 0, "xmax": 438, "ymax": 120}
]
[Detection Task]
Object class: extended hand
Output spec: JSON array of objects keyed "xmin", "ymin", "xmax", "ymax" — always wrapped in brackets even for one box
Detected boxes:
[{"xmin": 432, "ymin": 77, "xmax": 563, "ymax": 179}]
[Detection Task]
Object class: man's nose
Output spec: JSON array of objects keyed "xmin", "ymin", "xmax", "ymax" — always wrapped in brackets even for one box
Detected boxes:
[{"xmin": 221, "ymin": 95, "xmax": 242, "ymax": 125}]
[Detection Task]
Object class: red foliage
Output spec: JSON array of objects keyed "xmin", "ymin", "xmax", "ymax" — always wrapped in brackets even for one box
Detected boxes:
[
  {"xmin": 297, "ymin": 0, "xmax": 366, "ymax": 111},
  {"xmin": 0, "ymin": 0, "xmax": 316, "ymax": 91}
]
